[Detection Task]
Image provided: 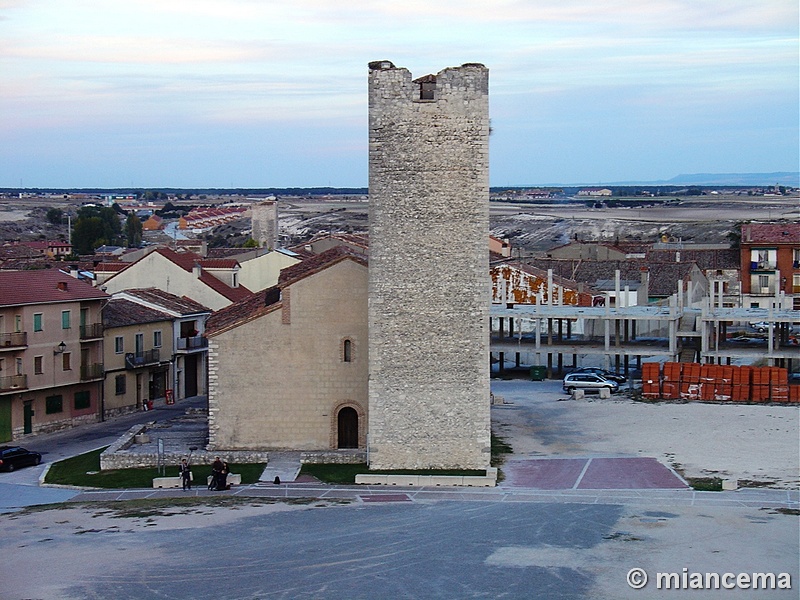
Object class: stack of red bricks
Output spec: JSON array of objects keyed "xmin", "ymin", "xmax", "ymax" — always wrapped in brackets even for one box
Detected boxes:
[{"xmin": 640, "ymin": 362, "xmax": 797, "ymax": 403}]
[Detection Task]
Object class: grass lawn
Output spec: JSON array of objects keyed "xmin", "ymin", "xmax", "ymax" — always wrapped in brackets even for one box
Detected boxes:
[
  {"xmin": 44, "ymin": 448, "xmax": 265, "ymax": 489},
  {"xmin": 301, "ymin": 433, "xmax": 513, "ymax": 484},
  {"xmin": 300, "ymin": 463, "xmax": 486, "ymax": 484}
]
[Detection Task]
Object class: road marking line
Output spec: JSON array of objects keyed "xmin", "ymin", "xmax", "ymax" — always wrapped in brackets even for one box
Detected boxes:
[{"xmin": 573, "ymin": 458, "xmax": 593, "ymax": 489}]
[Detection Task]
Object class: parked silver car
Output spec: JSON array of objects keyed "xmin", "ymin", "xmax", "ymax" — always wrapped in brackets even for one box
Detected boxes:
[{"xmin": 562, "ymin": 372, "xmax": 619, "ymax": 394}]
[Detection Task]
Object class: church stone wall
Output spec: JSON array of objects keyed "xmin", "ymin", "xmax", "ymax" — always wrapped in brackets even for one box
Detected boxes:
[{"xmin": 367, "ymin": 61, "xmax": 491, "ymax": 470}]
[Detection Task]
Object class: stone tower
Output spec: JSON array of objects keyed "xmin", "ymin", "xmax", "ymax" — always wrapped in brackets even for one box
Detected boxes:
[
  {"xmin": 251, "ymin": 200, "xmax": 278, "ymax": 249},
  {"xmin": 367, "ymin": 61, "xmax": 491, "ymax": 470}
]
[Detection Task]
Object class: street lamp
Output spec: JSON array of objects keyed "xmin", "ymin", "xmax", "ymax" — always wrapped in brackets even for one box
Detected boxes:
[{"xmin": 54, "ymin": 341, "xmax": 66, "ymax": 355}]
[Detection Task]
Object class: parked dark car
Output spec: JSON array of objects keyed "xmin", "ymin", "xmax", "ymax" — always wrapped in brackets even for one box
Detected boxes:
[
  {"xmin": 0, "ymin": 446, "xmax": 42, "ymax": 471},
  {"xmin": 569, "ymin": 367, "xmax": 627, "ymax": 384}
]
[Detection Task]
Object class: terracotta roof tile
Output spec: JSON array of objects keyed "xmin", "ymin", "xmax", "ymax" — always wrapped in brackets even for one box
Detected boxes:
[
  {"xmin": 530, "ymin": 259, "xmax": 698, "ymax": 297},
  {"xmin": 198, "ymin": 272, "xmax": 253, "ymax": 302},
  {"xmin": 205, "ymin": 286, "xmax": 281, "ymax": 336},
  {"xmin": 120, "ymin": 288, "xmax": 211, "ymax": 315},
  {"xmin": 646, "ymin": 248, "xmax": 740, "ymax": 270},
  {"xmin": 741, "ymin": 223, "xmax": 800, "ymax": 245},
  {"xmin": 152, "ymin": 247, "xmax": 203, "ymax": 272},
  {"xmin": 278, "ymin": 246, "xmax": 367, "ymax": 288},
  {"xmin": 103, "ymin": 298, "xmax": 172, "ymax": 328},
  {"xmin": 94, "ymin": 262, "xmax": 128, "ymax": 272},
  {"xmin": 199, "ymin": 259, "xmax": 240, "ymax": 269},
  {"xmin": 205, "ymin": 248, "xmax": 255, "ymax": 259},
  {"xmin": 0, "ymin": 269, "xmax": 109, "ymax": 307}
]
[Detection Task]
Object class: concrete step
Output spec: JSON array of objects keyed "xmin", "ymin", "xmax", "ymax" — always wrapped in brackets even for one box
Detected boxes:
[{"xmin": 260, "ymin": 452, "xmax": 302, "ymax": 483}]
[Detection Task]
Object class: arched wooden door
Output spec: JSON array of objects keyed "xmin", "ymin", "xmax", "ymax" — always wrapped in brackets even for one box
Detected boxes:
[{"xmin": 337, "ymin": 407, "xmax": 359, "ymax": 449}]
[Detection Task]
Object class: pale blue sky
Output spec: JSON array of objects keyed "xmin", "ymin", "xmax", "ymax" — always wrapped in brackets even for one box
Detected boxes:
[{"xmin": 1, "ymin": 0, "xmax": 797, "ymax": 188}]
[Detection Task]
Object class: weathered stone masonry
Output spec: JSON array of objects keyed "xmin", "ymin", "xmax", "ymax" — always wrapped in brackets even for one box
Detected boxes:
[{"xmin": 367, "ymin": 61, "xmax": 491, "ymax": 470}]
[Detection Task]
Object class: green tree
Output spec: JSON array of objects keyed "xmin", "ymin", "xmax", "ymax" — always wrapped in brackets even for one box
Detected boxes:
[
  {"xmin": 72, "ymin": 217, "xmax": 110, "ymax": 254},
  {"xmin": 125, "ymin": 214, "xmax": 143, "ymax": 247},
  {"xmin": 46, "ymin": 207, "xmax": 63, "ymax": 225},
  {"xmin": 72, "ymin": 205, "xmax": 123, "ymax": 254},
  {"xmin": 242, "ymin": 237, "xmax": 259, "ymax": 248}
]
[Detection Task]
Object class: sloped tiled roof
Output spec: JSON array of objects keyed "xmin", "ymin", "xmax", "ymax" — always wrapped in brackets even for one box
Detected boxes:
[
  {"xmin": 120, "ymin": 288, "xmax": 212, "ymax": 315},
  {"xmin": 198, "ymin": 272, "xmax": 253, "ymax": 302},
  {"xmin": 741, "ymin": 223, "xmax": 800, "ymax": 245},
  {"xmin": 199, "ymin": 259, "xmax": 240, "ymax": 269},
  {"xmin": 0, "ymin": 244, "xmax": 41, "ymax": 260},
  {"xmin": 94, "ymin": 262, "xmax": 128, "ymax": 273},
  {"xmin": 0, "ymin": 269, "xmax": 109, "ymax": 307},
  {"xmin": 529, "ymin": 259, "xmax": 698, "ymax": 297},
  {"xmin": 278, "ymin": 245, "xmax": 367, "ymax": 288},
  {"xmin": 205, "ymin": 247, "xmax": 255, "ymax": 259},
  {"xmin": 152, "ymin": 247, "xmax": 203, "ymax": 271},
  {"xmin": 103, "ymin": 298, "xmax": 171, "ymax": 328},
  {"xmin": 646, "ymin": 248, "xmax": 740, "ymax": 270},
  {"xmin": 205, "ymin": 286, "xmax": 282, "ymax": 337},
  {"xmin": 206, "ymin": 247, "xmax": 367, "ymax": 336},
  {"xmin": 102, "ymin": 246, "xmax": 252, "ymax": 303},
  {"xmin": 287, "ymin": 233, "xmax": 369, "ymax": 257}
]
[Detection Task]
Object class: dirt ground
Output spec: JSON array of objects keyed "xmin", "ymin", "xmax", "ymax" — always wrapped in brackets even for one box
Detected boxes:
[
  {"xmin": 1, "ymin": 193, "xmax": 797, "ymax": 253},
  {"xmin": 491, "ymin": 379, "xmax": 800, "ymax": 489}
]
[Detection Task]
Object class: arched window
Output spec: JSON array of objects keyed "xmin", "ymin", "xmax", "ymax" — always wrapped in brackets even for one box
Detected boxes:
[{"xmin": 343, "ymin": 339, "xmax": 352, "ymax": 362}]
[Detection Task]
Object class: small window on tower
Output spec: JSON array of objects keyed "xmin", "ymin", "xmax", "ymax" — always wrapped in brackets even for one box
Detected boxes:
[
  {"xmin": 343, "ymin": 339, "xmax": 352, "ymax": 363},
  {"xmin": 415, "ymin": 75, "xmax": 436, "ymax": 100}
]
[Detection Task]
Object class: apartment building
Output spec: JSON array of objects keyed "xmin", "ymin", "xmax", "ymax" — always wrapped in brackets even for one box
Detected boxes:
[
  {"xmin": 102, "ymin": 299, "xmax": 174, "ymax": 417},
  {"xmin": 740, "ymin": 223, "xmax": 800, "ymax": 310},
  {"xmin": 111, "ymin": 289, "xmax": 212, "ymax": 401},
  {"xmin": 0, "ymin": 270, "xmax": 108, "ymax": 441}
]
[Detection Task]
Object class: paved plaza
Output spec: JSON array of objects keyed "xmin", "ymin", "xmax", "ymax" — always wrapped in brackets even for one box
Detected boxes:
[{"xmin": 0, "ymin": 386, "xmax": 798, "ymax": 599}]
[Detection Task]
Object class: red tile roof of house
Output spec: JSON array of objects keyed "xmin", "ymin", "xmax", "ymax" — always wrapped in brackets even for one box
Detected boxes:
[
  {"xmin": 0, "ymin": 269, "xmax": 109, "ymax": 307},
  {"xmin": 205, "ymin": 286, "xmax": 281, "ymax": 337},
  {"xmin": 741, "ymin": 223, "xmax": 800, "ymax": 245},
  {"xmin": 198, "ymin": 272, "xmax": 253, "ymax": 302},
  {"xmin": 153, "ymin": 247, "xmax": 203, "ymax": 271},
  {"xmin": 120, "ymin": 288, "xmax": 212, "ymax": 315},
  {"xmin": 206, "ymin": 247, "xmax": 366, "ymax": 336},
  {"xmin": 278, "ymin": 245, "xmax": 367, "ymax": 288},
  {"xmin": 199, "ymin": 259, "xmax": 240, "ymax": 269},
  {"xmin": 94, "ymin": 262, "xmax": 128, "ymax": 273},
  {"xmin": 102, "ymin": 247, "xmax": 252, "ymax": 303},
  {"xmin": 103, "ymin": 298, "xmax": 172, "ymax": 328}
]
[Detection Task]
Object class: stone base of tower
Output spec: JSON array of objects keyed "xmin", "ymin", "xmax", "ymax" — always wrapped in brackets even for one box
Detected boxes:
[
  {"xmin": 367, "ymin": 390, "xmax": 491, "ymax": 471},
  {"xmin": 367, "ymin": 443, "xmax": 491, "ymax": 472}
]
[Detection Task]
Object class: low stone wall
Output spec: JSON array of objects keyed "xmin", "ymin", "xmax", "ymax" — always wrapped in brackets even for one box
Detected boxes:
[
  {"xmin": 100, "ymin": 422, "xmax": 271, "ymax": 471},
  {"xmin": 355, "ymin": 467, "xmax": 498, "ymax": 488},
  {"xmin": 14, "ymin": 412, "xmax": 99, "ymax": 440},
  {"xmin": 102, "ymin": 405, "xmax": 140, "ymax": 420},
  {"xmin": 301, "ymin": 450, "xmax": 367, "ymax": 464}
]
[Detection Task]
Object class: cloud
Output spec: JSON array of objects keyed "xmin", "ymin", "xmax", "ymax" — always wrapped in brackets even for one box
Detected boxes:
[{"xmin": 3, "ymin": 36, "xmax": 266, "ymax": 65}]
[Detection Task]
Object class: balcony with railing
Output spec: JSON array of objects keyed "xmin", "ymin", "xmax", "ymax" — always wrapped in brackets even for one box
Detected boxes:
[
  {"xmin": 0, "ymin": 374, "xmax": 28, "ymax": 392},
  {"xmin": 80, "ymin": 363, "xmax": 104, "ymax": 381},
  {"xmin": 125, "ymin": 350, "xmax": 161, "ymax": 370},
  {"xmin": 176, "ymin": 336, "xmax": 208, "ymax": 352},
  {"xmin": 0, "ymin": 331, "xmax": 27, "ymax": 350},
  {"xmin": 80, "ymin": 322, "xmax": 104, "ymax": 340}
]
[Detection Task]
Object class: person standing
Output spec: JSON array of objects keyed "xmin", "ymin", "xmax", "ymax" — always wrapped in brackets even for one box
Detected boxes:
[
  {"xmin": 179, "ymin": 458, "xmax": 192, "ymax": 491},
  {"xmin": 209, "ymin": 456, "xmax": 224, "ymax": 491},
  {"xmin": 218, "ymin": 461, "xmax": 229, "ymax": 491}
]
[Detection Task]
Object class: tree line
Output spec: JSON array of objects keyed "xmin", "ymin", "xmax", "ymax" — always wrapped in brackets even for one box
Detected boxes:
[{"xmin": 69, "ymin": 204, "xmax": 142, "ymax": 255}]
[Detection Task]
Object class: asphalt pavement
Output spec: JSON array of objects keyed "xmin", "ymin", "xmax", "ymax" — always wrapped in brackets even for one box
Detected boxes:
[
  {"xmin": 0, "ymin": 395, "xmax": 207, "ymax": 512},
  {"xmin": 1, "ymin": 394, "xmax": 798, "ymax": 599}
]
